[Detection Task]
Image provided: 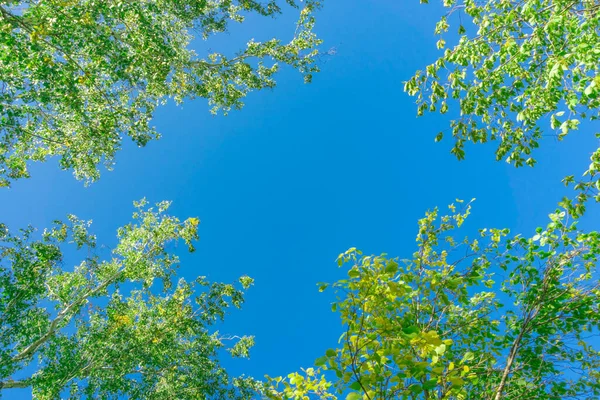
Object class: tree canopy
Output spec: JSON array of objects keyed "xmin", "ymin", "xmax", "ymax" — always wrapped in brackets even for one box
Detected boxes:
[
  {"xmin": 0, "ymin": 0, "xmax": 321, "ymax": 186},
  {"xmin": 267, "ymin": 202, "xmax": 600, "ymax": 399},
  {"xmin": 405, "ymin": 0, "xmax": 600, "ymax": 214},
  {"xmin": 0, "ymin": 200, "xmax": 259, "ymax": 399},
  {"xmin": 3, "ymin": 0, "xmax": 600, "ymax": 399}
]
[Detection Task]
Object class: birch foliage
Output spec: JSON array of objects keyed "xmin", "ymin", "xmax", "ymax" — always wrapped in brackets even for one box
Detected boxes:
[
  {"xmin": 0, "ymin": 200, "xmax": 258, "ymax": 399},
  {"xmin": 0, "ymin": 0, "xmax": 322, "ymax": 185}
]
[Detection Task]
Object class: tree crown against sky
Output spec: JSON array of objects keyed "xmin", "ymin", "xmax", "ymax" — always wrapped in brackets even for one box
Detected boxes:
[
  {"xmin": 267, "ymin": 202, "xmax": 600, "ymax": 399},
  {"xmin": 0, "ymin": 200, "xmax": 259, "ymax": 399},
  {"xmin": 0, "ymin": 0, "xmax": 321, "ymax": 186},
  {"xmin": 405, "ymin": 0, "xmax": 600, "ymax": 216}
]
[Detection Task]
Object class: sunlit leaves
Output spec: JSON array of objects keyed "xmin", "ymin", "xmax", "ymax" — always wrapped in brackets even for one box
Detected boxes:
[
  {"xmin": 267, "ymin": 203, "xmax": 600, "ymax": 399},
  {"xmin": 405, "ymin": 0, "xmax": 600, "ymax": 212},
  {"xmin": 0, "ymin": 0, "xmax": 323, "ymax": 185},
  {"xmin": 0, "ymin": 200, "xmax": 258, "ymax": 399}
]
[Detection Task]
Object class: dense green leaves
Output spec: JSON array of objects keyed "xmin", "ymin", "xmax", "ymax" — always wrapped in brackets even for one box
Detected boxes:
[
  {"xmin": 0, "ymin": 0, "xmax": 322, "ymax": 185},
  {"xmin": 405, "ymin": 0, "xmax": 600, "ymax": 213},
  {"xmin": 0, "ymin": 200, "xmax": 258, "ymax": 399},
  {"xmin": 267, "ymin": 202, "xmax": 600, "ymax": 399}
]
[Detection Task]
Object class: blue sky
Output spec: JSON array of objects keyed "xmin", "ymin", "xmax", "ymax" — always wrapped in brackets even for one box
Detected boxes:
[{"xmin": 3, "ymin": 0, "xmax": 600, "ymax": 396}]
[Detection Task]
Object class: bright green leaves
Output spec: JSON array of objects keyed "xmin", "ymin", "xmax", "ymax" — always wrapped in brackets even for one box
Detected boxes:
[
  {"xmin": 265, "ymin": 367, "xmax": 337, "ymax": 399},
  {"xmin": 269, "ymin": 203, "xmax": 501, "ymax": 399},
  {"xmin": 0, "ymin": 0, "xmax": 323, "ymax": 186},
  {"xmin": 0, "ymin": 200, "xmax": 258, "ymax": 399},
  {"xmin": 406, "ymin": 0, "xmax": 600, "ymax": 213},
  {"xmin": 268, "ymin": 202, "xmax": 600, "ymax": 399},
  {"xmin": 488, "ymin": 209, "xmax": 600, "ymax": 399}
]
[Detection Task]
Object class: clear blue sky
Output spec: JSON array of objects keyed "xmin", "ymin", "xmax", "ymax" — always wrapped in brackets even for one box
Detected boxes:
[{"xmin": 3, "ymin": 0, "xmax": 599, "ymax": 396}]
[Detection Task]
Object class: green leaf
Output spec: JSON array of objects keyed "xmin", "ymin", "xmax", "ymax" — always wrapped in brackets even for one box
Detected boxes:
[
  {"xmin": 462, "ymin": 352, "xmax": 475, "ymax": 362},
  {"xmin": 348, "ymin": 269, "xmax": 361, "ymax": 278},
  {"xmin": 315, "ymin": 356, "xmax": 328, "ymax": 367},
  {"xmin": 409, "ymin": 384, "xmax": 423, "ymax": 394},
  {"xmin": 402, "ymin": 326, "xmax": 420, "ymax": 335}
]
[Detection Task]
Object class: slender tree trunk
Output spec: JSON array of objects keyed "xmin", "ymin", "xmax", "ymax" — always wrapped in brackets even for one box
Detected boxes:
[
  {"xmin": 492, "ymin": 328, "xmax": 525, "ymax": 400},
  {"xmin": 0, "ymin": 379, "xmax": 30, "ymax": 389},
  {"xmin": 492, "ymin": 307, "xmax": 539, "ymax": 400}
]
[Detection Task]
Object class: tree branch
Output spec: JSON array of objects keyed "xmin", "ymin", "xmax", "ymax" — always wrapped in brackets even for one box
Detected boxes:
[
  {"xmin": 0, "ymin": 379, "xmax": 30, "ymax": 389},
  {"xmin": 11, "ymin": 269, "xmax": 121, "ymax": 362},
  {"xmin": 492, "ymin": 316, "xmax": 528, "ymax": 400}
]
